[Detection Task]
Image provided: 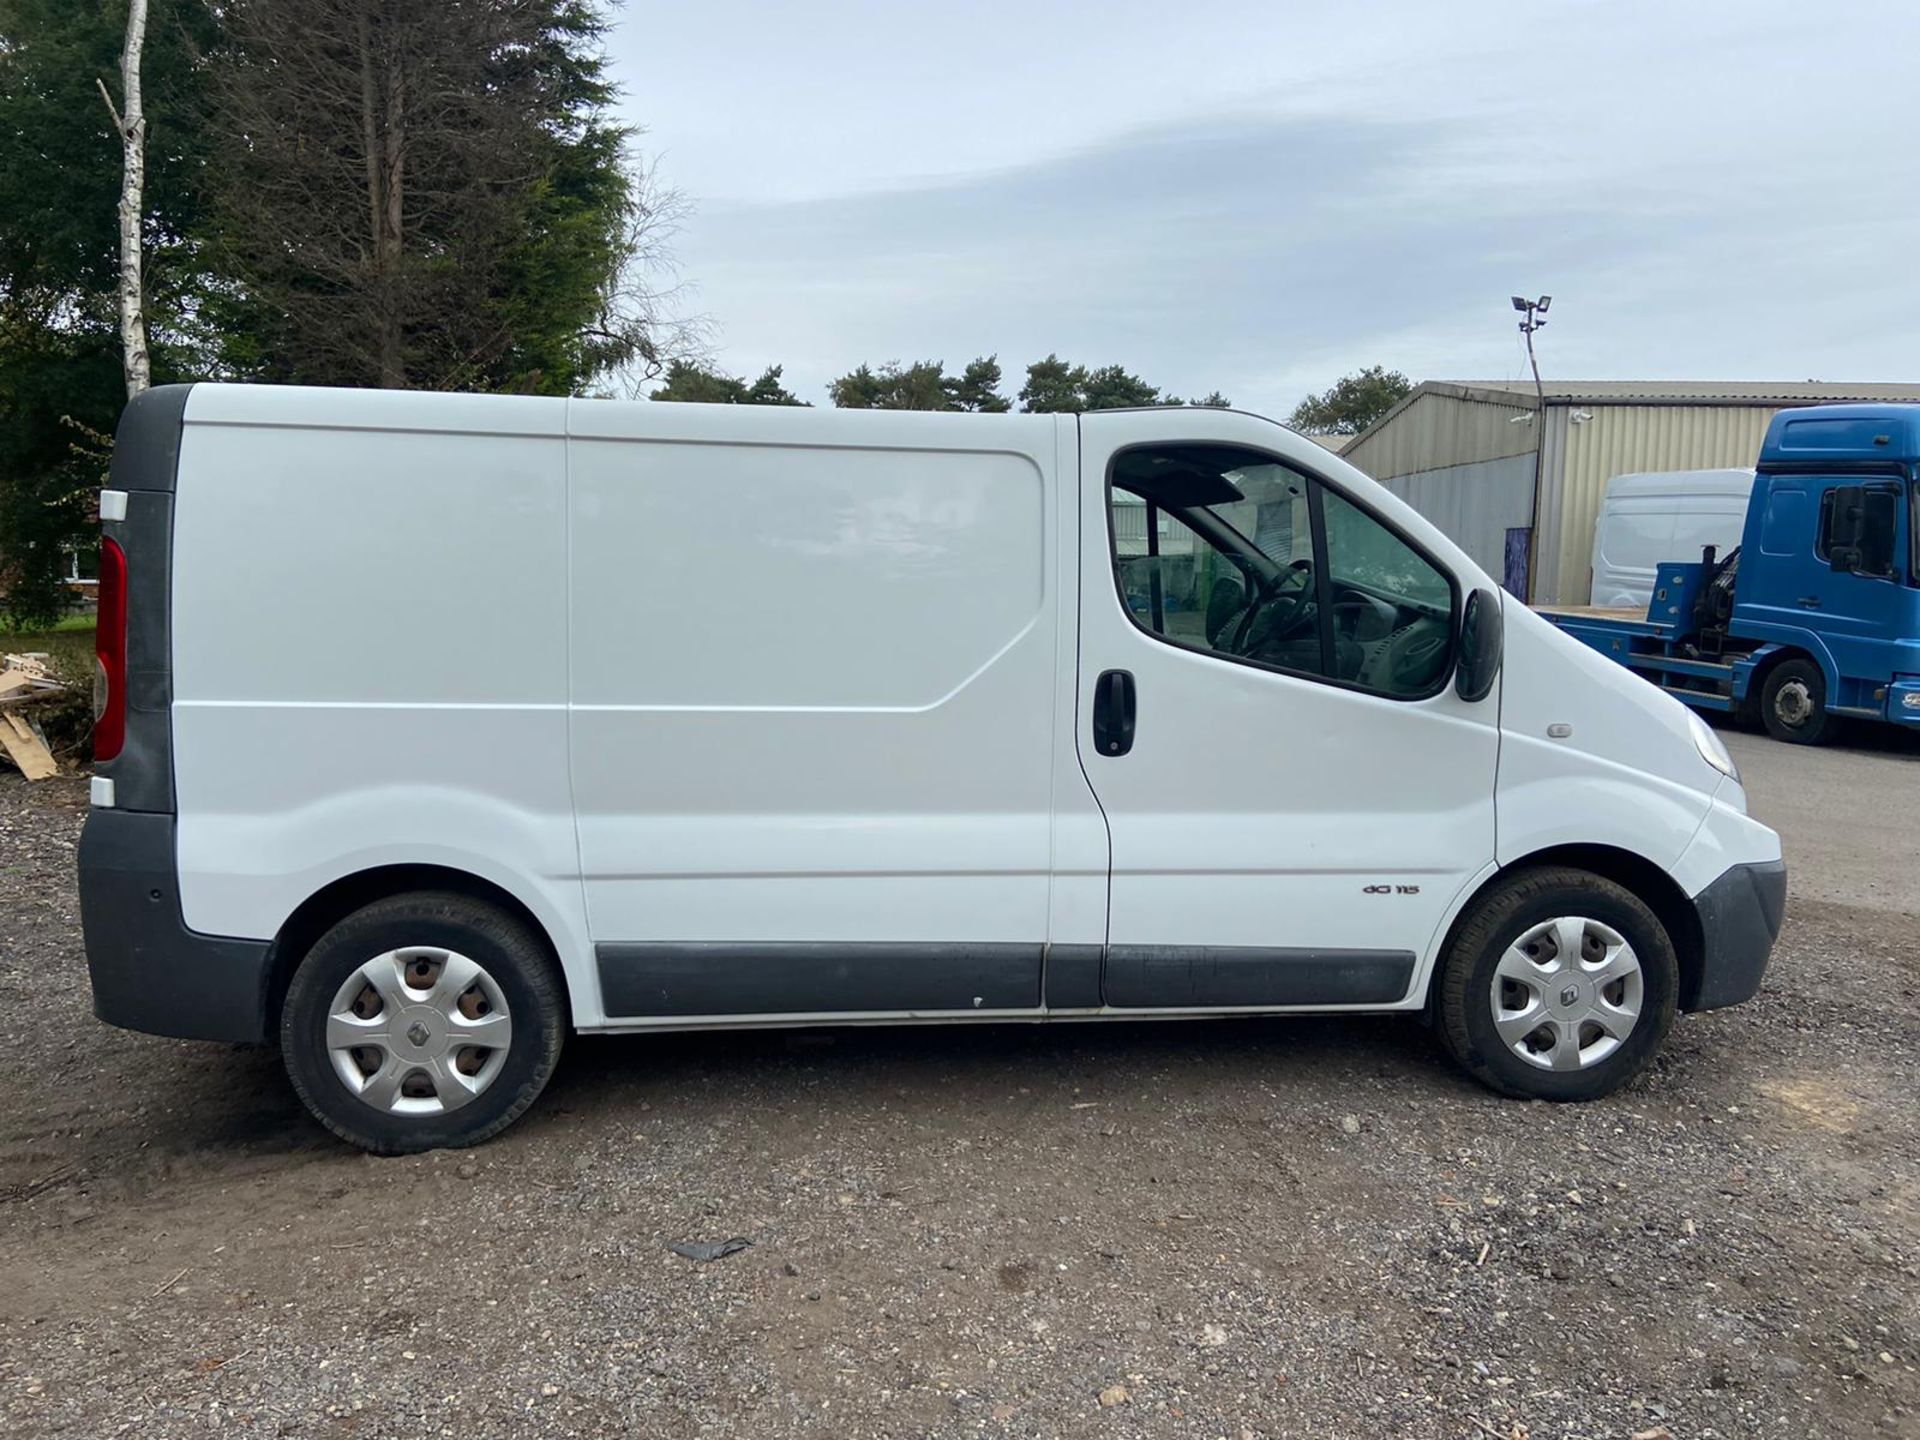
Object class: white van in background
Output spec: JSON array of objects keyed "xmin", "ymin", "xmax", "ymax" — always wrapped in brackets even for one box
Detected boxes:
[
  {"xmin": 1589, "ymin": 468, "xmax": 1755, "ymax": 609},
  {"xmin": 80, "ymin": 385, "xmax": 1783, "ymax": 1153}
]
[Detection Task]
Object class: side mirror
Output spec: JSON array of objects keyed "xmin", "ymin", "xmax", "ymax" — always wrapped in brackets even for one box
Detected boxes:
[
  {"xmin": 1827, "ymin": 487, "xmax": 1866, "ymax": 547},
  {"xmin": 1455, "ymin": 588, "xmax": 1502, "ymax": 703},
  {"xmin": 1828, "ymin": 545, "xmax": 1861, "ymax": 575}
]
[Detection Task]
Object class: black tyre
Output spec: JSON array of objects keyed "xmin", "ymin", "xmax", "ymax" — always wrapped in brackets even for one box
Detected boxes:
[
  {"xmin": 280, "ymin": 892, "xmax": 566, "ymax": 1154},
  {"xmin": 1760, "ymin": 656, "xmax": 1832, "ymax": 745},
  {"xmin": 1437, "ymin": 866, "xmax": 1678, "ymax": 1102}
]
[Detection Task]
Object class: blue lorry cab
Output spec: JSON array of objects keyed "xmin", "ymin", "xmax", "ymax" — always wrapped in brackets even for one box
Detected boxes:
[{"xmin": 1545, "ymin": 404, "xmax": 1920, "ymax": 745}]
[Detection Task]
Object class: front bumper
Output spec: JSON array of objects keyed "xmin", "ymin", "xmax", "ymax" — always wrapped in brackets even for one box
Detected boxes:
[
  {"xmin": 1887, "ymin": 679, "xmax": 1920, "ymax": 727},
  {"xmin": 1683, "ymin": 858, "xmax": 1788, "ymax": 1012},
  {"xmin": 78, "ymin": 808, "xmax": 274, "ymax": 1044}
]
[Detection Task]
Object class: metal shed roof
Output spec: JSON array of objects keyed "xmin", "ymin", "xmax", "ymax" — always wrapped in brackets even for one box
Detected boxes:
[{"xmin": 1403, "ymin": 379, "xmax": 1920, "ymax": 409}]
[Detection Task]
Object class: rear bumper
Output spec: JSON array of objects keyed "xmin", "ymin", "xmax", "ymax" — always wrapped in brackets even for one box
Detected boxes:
[
  {"xmin": 78, "ymin": 808, "xmax": 273, "ymax": 1044},
  {"xmin": 1683, "ymin": 858, "xmax": 1788, "ymax": 1012}
]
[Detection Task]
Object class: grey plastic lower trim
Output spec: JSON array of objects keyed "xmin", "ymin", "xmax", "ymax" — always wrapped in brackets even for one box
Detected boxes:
[
  {"xmin": 1044, "ymin": 943, "xmax": 1103, "ymax": 1008},
  {"xmin": 596, "ymin": 940, "xmax": 1416, "ymax": 1018},
  {"xmin": 79, "ymin": 807, "xmax": 273, "ymax": 1044},
  {"xmin": 1102, "ymin": 946, "xmax": 1415, "ymax": 1008},
  {"xmin": 597, "ymin": 942, "xmax": 1044, "ymax": 1017},
  {"xmin": 1685, "ymin": 858, "xmax": 1787, "ymax": 1011}
]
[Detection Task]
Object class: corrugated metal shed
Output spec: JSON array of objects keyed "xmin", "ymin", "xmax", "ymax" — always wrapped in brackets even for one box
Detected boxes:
[
  {"xmin": 1342, "ymin": 387, "xmax": 1536, "ymax": 477},
  {"xmin": 1344, "ymin": 379, "xmax": 1920, "ymax": 603}
]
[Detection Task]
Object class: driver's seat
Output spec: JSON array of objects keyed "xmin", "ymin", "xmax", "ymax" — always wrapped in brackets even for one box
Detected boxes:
[{"xmin": 1204, "ymin": 575, "xmax": 1247, "ymax": 647}]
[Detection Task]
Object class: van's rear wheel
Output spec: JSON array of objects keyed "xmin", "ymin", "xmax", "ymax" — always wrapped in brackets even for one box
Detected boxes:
[
  {"xmin": 281, "ymin": 893, "xmax": 565, "ymax": 1153},
  {"xmin": 1437, "ymin": 867, "xmax": 1678, "ymax": 1101},
  {"xmin": 1760, "ymin": 657, "xmax": 1832, "ymax": 745}
]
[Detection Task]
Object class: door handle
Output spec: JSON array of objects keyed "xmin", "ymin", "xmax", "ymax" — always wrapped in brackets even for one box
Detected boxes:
[
  {"xmin": 1796, "ymin": 595, "xmax": 1823, "ymax": 608},
  {"xmin": 1092, "ymin": 669, "xmax": 1136, "ymax": 757}
]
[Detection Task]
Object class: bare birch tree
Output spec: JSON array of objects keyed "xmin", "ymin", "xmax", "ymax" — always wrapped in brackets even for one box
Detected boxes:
[{"xmin": 96, "ymin": 0, "xmax": 151, "ymax": 397}]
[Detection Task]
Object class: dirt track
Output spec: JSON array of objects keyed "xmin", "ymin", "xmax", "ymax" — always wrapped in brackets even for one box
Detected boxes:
[{"xmin": 2, "ymin": 728, "xmax": 1916, "ymax": 1438}]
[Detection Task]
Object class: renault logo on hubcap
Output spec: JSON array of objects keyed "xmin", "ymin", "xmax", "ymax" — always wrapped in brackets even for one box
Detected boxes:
[
  {"xmin": 1559, "ymin": 984, "xmax": 1581, "ymax": 1008},
  {"xmin": 407, "ymin": 1021, "xmax": 431, "ymax": 1047}
]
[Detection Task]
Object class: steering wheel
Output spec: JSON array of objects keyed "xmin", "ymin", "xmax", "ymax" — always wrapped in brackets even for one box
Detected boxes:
[{"xmin": 1227, "ymin": 559, "xmax": 1315, "ymax": 656}]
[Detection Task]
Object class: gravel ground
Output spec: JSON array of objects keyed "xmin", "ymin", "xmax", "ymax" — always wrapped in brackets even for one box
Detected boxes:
[{"xmin": 2, "ymin": 729, "xmax": 1916, "ymax": 1438}]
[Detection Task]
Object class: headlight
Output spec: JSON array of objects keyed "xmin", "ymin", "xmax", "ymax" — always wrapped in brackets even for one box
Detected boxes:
[{"xmin": 1689, "ymin": 710, "xmax": 1738, "ymax": 782}]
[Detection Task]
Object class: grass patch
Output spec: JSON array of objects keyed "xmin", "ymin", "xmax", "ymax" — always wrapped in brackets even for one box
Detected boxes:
[{"xmin": 4, "ymin": 623, "xmax": 95, "ymax": 674}]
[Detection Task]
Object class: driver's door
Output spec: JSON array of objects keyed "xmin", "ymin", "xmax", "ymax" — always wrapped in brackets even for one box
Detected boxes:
[{"xmin": 1075, "ymin": 411, "xmax": 1500, "ymax": 1009}]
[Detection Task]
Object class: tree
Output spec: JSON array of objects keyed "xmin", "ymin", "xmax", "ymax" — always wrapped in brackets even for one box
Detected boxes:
[
  {"xmin": 650, "ymin": 359, "xmax": 805, "ymax": 405},
  {"xmin": 96, "ymin": 0, "xmax": 150, "ymax": 395},
  {"xmin": 203, "ymin": 0, "xmax": 672, "ymax": 394},
  {"xmin": 0, "ymin": 0, "xmax": 217, "ymax": 625},
  {"xmin": 1191, "ymin": 391, "xmax": 1232, "ymax": 408},
  {"xmin": 1017, "ymin": 355, "xmax": 1190, "ymax": 412},
  {"xmin": 1287, "ymin": 365, "xmax": 1412, "ymax": 436},
  {"xmin": 828, "ymin": 360, "xmax": 950, "ymax": 410},
  {"xmin": 743, "ymin": 364, "xmax": 805, "ymax": 406},
  {"xmin": 1080, "ymin": 363, "xmax": 1164, "ymax": 411},
  {"xmin": 1016, "ymin": 354, "xmax": 1083, "ymax": 413},
  {"xmin": 944, "ymin": 354, "xmax": 1009, "ymax": 412}
]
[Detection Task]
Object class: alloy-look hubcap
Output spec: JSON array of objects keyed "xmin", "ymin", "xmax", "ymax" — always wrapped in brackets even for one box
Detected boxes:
[
  {"xmin": 325, "ymin": 948, "xmax": 513, "ymax": 1114},
  {"xmin": 1489, "ymin": 916, "xmax": 1643, "ymax": 1071}
]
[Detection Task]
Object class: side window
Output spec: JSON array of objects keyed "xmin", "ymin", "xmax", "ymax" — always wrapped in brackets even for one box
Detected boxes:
[
  {"xmin": 1111, "ymin": 462, "xmax": 1318, "ymax": 673},
  {"xmin": 1817, "ymin": 484, "xmax": 1899, "ymax": 578},
  {"xmin": 1815, "ymin": 488, "xmax": 1845, "ymax": 561},
  {"xmin": 1319, "ymin": 486, "xmax": 1456, "ymax": 696},
  {"xmin": 1106, "ymin": 444, "xmax": 1455, "ymax": 699}
]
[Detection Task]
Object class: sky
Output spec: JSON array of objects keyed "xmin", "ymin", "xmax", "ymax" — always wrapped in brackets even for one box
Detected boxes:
[{"xmin": 602, "ymin": 0, "xmax": 1920, "ymax": 415}]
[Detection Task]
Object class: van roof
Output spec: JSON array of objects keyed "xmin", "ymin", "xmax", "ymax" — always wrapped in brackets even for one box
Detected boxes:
[
  {"xmin": 1604, "ymin": 468, "xmax": 1755, "ymax": 499},
  {"xmin": 179, "ymin": 382, "xmax": 1058, "ymax": 443}
]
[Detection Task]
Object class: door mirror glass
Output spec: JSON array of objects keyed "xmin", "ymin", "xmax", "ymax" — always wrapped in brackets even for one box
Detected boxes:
[{"xmin": 1455, "ymin": 588, "xmax": 1502, "ymax": 702}]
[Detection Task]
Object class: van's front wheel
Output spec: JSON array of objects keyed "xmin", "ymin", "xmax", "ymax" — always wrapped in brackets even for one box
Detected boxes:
[
  {"xmin": 1437, "ymin": 867, "xmax": 1678, "ymax": 1101},
  {"xmin": 280, "ymin": 893, "xmax": 566, "ymax": 1153}
]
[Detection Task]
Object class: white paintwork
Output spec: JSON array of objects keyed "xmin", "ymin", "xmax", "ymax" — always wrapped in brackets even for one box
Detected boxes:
[
  {"xmin": 1075, "ymin": 409, "xmax": 1501, "ymax": 1009},
  {"xmin": 168, "ymin": 385, "xmax": 596, "ymax": 1018},
  {"xmin": 1494, "ymin": 602, "xmax": 1748, "ymax": 884},
  {"xmin": 1588, "ymin": 468, "xmax": 1754, "ymax": 609},
  {"xmin": 1670, "ymin": 778, "xmax": 1781, "ymax": 897},
  {"xmin": 567, "ymin": 401, "xmax": 1071, "ymax": 959},
  {"xmin": 158, "ymin": 384, "xmax": 1780, "ymax": 1034}
]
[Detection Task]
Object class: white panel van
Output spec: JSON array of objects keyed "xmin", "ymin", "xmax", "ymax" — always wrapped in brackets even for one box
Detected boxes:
[
  {"xmin": 1589, "ymin": 469, "xmax": 1756, "ymax": 610},
  {"xmin": 80, "ymin": 386, "xmax": 1785, "ymax": 1152}
]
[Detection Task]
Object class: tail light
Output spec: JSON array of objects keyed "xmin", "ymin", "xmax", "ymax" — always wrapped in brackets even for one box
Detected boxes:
[{"xmin": 94, "ymin": 536, "xmax": 128, "ymax": 762}]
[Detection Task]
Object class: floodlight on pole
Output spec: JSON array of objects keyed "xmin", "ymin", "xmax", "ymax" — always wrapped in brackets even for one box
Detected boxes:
[{"xmin": 1511, "ymin": 293, "xmax": 1553, "ymax": 603}]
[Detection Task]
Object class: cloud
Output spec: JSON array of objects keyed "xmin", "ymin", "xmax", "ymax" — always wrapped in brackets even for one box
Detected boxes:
[
  {"xmin": 634, "ymin": 6, "xmax": 1920, "ymax": 414},
  {"xmin": 678, "ymin": 111, "xmax": 1682, "ymax": 411}
]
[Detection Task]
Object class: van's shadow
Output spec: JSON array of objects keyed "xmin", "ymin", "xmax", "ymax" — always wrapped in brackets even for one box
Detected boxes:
[
  {"xmin": 531, "ymin": 1011, "xmax": 1466, "ymax": 1131},
  {"xmin": 79, "ymin": 1012, "xmax": 1466, "ymax": 1173}
]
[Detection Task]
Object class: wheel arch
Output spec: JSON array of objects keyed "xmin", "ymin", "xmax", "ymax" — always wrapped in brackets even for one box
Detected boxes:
[
  {"xmin": 1427, "ymin": 843, "xmax": 1705, "ymax": 1015},
  {"xmin": 1741, "ymin": 638, "xmax": 1837, "ymax": 703},
  {"xmin": 264, "ymin": 864, "xmax": 571, "ymax": 1032},
  {"xmin": 1745, "ymin": 642, "xmax": 1814, "ymax": 692}
]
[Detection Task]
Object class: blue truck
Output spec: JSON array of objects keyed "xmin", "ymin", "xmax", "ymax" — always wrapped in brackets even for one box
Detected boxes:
[{"xmin": 1544, "ymin": 403, "xmax": 1920, "ymax": 745}]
